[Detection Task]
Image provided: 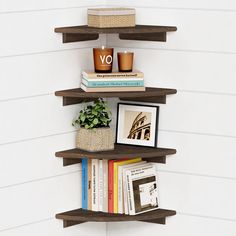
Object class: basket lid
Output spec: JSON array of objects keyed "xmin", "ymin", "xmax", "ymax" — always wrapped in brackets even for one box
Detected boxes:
[{"xmin": 88, "ymin": 8, "xmax": 135, "ymax": 16}]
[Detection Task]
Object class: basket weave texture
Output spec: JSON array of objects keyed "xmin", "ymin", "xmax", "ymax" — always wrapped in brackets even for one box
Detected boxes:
[
  {"xmin": 76, "ymin": 127, "xmax": 114, "ymax": 152},
  {"xmin": 88, "ymin": 14, "xmax": 135, "ymax": 28}
]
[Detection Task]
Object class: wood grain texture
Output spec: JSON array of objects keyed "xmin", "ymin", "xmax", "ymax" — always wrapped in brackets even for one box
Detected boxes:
[
  {"xmin": 55, "ymin": 25, "xmax": 177, "ymax": 43},
  {"xmin": 56, "ymin": 208, "xmax": 176, "ymax": 227},
  {"xmin": 55, "ymin": 144, "xmax": 176, "ymax": 166},
  {"xmin": 55, "ymin": 87, "xmax": 177, "ymax": 105},
  {"xmin": 55, "ymin": 25, "xmax": 177, "ymax": 34}
]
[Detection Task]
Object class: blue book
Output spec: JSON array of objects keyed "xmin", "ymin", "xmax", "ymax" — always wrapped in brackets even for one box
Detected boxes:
[
  {"xmin": 82, "ymin": 78, "xmax": 144, "ymax": 88},
  {"xmin": 82, "ymin": 159, "xmax": 88, "ymax": 209}
]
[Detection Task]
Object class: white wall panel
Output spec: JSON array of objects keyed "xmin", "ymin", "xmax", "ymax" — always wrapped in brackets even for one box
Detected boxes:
[
  {"xmin": 0, "ymin": 0, "xmax": 103, "ymax": 13},
  {"xmin": 0, "ymin": 220, "xmax": 106, "ymax": 236},
  {"xmin": 108, "ymin": 0, "xmax": 236, "ymax": 11},
  {"xmin": 107, "ymin": 8, "xmax": 236, "ymax": 53},
  {"xmin": 0, "ymin": 95, "xmax": 80, "ymax": 144},
  {"xmin": 0, "ymin": 8, "xmax": 104, "ymax": 57},
  {"xmin": 159, "ymin": 172, "xmax": 236, "ymax": 219},
  {"xmin": 160, "ymin": 92, "xmax": 236, "ymax": 137},
  {"xmin": 0, "ymin": 132, "xmax": 80, "ymax": 188},
  {"xmin": 111, "ymin": 47, "xmax": 236, "ymax": 95},
  {"xmin": 107, "ymin": 214, "xmax": 236, "ymax": 236},
  {"xmin": 0, "ymin": 48, "xmax": 93, "ymax": 100},
  {"xmin": 0, "ymin": 172, "xmax": 80, "ymax": 231},
  {"xmin": 158, "ymin": 131, "xmax": 236, "ymax": 179}
]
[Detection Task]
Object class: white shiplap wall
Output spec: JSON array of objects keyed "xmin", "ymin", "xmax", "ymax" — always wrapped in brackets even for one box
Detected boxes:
[
  {"xmin": 1, "ymin": 0, "xmax": 236, "ymax": 236},
  {"xmin": 106, "ymin": 0, "xmax": 236, "ymax": 236},
  {"xmin": 0, "ymin": 0, "xmax": 106, "ymax": 235}
]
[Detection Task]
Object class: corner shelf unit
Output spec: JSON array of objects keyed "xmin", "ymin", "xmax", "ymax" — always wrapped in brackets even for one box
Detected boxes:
[
  {"xmin": 54, "ymin": 25, "xmax": 177, "ymax": 43},
  {"xmin": 56, "ymin": 144, "xmax": 177, "ymax": 166},
  {"xmin": 55, "ymin": 87, "xmax": 177, "ymax": 106},
  {"xmin": 56, "ymin": 208, "xmax": 176, "ymax": 227},
  {"xmin": 55, "ymin": 22, "xmax": 178, "ymax": 227}
]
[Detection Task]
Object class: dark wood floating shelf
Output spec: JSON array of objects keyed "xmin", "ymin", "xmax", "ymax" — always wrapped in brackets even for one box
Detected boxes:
[
  {"xmin": 54, "ymin": 25, "xmax": 177, "ymax": 43},
  {"xmin": 55, "ymin": 87, "xmax": 177, "ymax": 106},
  {"xmin": 56, "ymin": 208, "xmax": 176, "ymax": 227},
  {"xmin": 56, "ymin": 144, "xmax": 176, "ymax": 166}
]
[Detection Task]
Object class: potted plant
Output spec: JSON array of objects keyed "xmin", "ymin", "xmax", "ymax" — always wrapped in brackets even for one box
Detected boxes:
[{"xmin": 72, "ymin": 98, "xmax": 114, "ymax": 152}]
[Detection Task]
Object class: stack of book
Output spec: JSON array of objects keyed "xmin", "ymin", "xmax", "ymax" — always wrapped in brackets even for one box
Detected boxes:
[
  {"xmin": 82, "ymin": 158, "xmax": 159, "ymax": 215},
  {"xmin": 81, "ymin": 70, "xmax": 145, "ymax": 92}
]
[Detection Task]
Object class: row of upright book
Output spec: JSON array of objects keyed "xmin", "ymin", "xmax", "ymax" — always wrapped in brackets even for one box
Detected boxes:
[
  {"xmin": 82, "ymin": 158, "xmax": 159, "ymax": 215},
  {"xmin": 81, "ymin": 70, "xmax": 145, "ymax": 92}
]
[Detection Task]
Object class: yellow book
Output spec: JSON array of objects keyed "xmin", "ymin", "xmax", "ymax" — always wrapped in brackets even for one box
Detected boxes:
[{"xmin": 113, "ymin": 158, "xmax": 142, "ymax": 213}]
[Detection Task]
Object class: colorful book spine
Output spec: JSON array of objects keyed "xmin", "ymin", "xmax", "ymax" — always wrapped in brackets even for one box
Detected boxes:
[
  {"xmin": 108, "ymin": 160, "xmax": 115, "ymax": 213},
  {"xmin": 82, "ymin": 78, "xmax": 144, "ymax": 87},
  {"xmin": 113, "ymin": 158, "xmax": 142, "ymax": 213},
  {"xmin": 82, "ymin": 159, "xmax": 88, "ymax": 209},
  {"xmin": 92, "ymin": 159, "xmax": 99, "ymax": 211}
]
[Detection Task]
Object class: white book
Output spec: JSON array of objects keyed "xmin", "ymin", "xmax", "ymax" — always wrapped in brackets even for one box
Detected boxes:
[
  {"xmin": 103, "ymin": 159, "xmax": 108, "ymax": 213},
  {"xmin": 82, "ymin": 70, "xmax": 144, "ymax": 79},
  {"xmin": 92, "ymin": 159, "xmax": 99, "ymax": 211},
  {"xmin": 123, "ymin": 162, "xmax": 150, "ymax": 215},
  {"xmin": 118, "ymin": 161, "xmax": 146, "ymax": 214},
  {"xmin": 82, "ymin": 76, "xmax": 144, "ymax": 82},
  {"xmin": 125, "ymin": 163, "xmax": 159, "ymax": 215},
  {"xmin": 98, "ymin": 160, "xmax": 103, "ymax": 212}
]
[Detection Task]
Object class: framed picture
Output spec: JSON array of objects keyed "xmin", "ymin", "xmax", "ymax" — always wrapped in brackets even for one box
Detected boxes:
[{"xmin": 116, "ymin": 103, "xmax": 159, "ymax": 147}]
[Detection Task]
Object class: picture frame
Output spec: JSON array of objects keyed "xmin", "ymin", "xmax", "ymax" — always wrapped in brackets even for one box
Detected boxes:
[{"xmin": 116, "ymin": 103, "xmax": 159, "ymax": 147}]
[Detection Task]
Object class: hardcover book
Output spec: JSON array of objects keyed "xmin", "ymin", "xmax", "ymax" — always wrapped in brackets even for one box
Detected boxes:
[
  {"xmin": 113, "ymin": 158, "xmax": 142, "ymax": 213},
  {"xmin": 82, "ymin": 78, "xmax": 144, "ymax": 88},
  {"xmin": 82, "ymin": 159, "xmax": 88, "ymax": 210},
  {"xmin": 99, "ymin": 160, "xmax": 104, "ymax": 212},
  {"xmin": 118, "ymin": 161, "xmax": 146, "ymax": 214},
  {"xmin": 108, "ymin": 160, "xmax": 115, "ymax": 213},
  {"xmin": 92, "ymin": 159, "xmax": 99, "ymax": 211},
  {"xmin": 87, "ymin": 159, "xmax": 92, "ymax": 210},
  {"xmin": 82, "ymin": 70, "xmax": 144, "ymax": 79},
  {"xmin": 81, "ymin": 84, "xmax": 145, "ymax": 92},
  {"xmin": 103, "ymin": 159, "xmax": 109, "ymax": 212},
  {"xmin": 125, "ymin": 163, "xmax": 159, "ymax": 215}
]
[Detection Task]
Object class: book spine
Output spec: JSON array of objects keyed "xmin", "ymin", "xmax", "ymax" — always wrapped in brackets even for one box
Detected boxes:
[
  {"xmin": 82, "ymin": 72, "xmax": 144, "ymax": 79},
  {"xmin": 113, "ymin": 163, "xmax": 118, "ymax": 213},
  {"xmin": 82, "ymin": 159, "xmax": 88, "ymax": 209},
  {"xmin": 87, "ymin": 159, "xmax": 92, "ymax": 210},
  {"xmin": 123, "ymin": 170, "xmax": 129, "ymax": 215},
  {"xmin": 126, "ymin": 173, "xmax": 133, "ymax": 215},
  {"xmin": 92, "ymin": 159, "xmax": 99, "ymax": 211},
  {"xmin": 82, "ymin": 78, "xmax": 144, "ymax": 87},
  {"xmin": 118, "ymin": 167, "xmax": 124, "ymax": 214},
  {"xmin": 98, "ymin": 160, "xmax": 103, "ymax": 212},
  {"xmin": 103, "ymin": 159, "xmax": 108, "ymax": 213},
  {"xmin": 82, "ymin": 76, "xmax": 144, "ymax": 82},
  {"xmin": 108, "ymin": 160, "xmax": 114, "ymax": 213},
  {"xmin": 80, "ymin": 84, "xmax": 145, "ymax": 92}
]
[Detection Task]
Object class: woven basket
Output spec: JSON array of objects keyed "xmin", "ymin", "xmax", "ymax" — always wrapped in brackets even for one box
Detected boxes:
[
  {"xmin": 76, "ymin": 127, "xmax": 114, "ymax": 152},
  {"xmin": 88, "ymin": 8, "xmax": 135, "ymax": 28}
]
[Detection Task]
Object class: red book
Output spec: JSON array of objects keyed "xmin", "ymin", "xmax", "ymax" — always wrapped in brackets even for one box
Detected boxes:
[{"xmin": 108, "ymin": 160, "xmax": 115, "ymax": 213}]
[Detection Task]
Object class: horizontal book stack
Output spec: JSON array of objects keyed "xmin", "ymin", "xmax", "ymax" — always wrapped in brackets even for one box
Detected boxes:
[
  {"xmin": 82, "ymin": 158, "xmax": 159, "ymax": 215},
  {"xmin": 81, "ymin": 70, "xmax": 146, "ymax": 92}
]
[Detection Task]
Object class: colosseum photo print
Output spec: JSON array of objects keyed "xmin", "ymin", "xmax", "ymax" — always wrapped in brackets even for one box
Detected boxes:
[{"xmin": 116, "ymin": 103, "xmax": 159, "ymax": 147}]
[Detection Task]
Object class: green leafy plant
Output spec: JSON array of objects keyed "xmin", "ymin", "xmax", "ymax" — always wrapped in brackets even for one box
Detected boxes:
[{"xmin": 72, "ymin": 98, "xmax": 112, "ymax": 129}]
